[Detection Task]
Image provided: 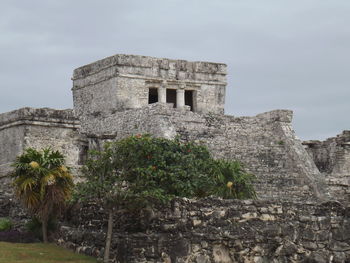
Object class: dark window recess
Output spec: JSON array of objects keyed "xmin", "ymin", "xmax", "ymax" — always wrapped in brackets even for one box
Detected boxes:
[
  {"xmin": 148, "ymin": 88, "xmax": 158, "ymax": 104},
  {"xmin": 185, "ymin": 90, "xmax": 194, "ymax": 111},
  {"xmin": 78, "ymin": 145, "xmax": 89, "ymax": 165},
  {"xmin": 166, "ymin": 89, "xmax": 177, "ymax": 108}
]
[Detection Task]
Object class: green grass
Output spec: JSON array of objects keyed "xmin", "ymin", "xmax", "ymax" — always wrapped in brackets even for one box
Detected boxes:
[{"xmin": 0, "ymin": 242, "xmax": 98, "ymax": 263}]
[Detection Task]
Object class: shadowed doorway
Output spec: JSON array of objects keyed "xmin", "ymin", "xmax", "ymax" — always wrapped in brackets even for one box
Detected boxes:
[
  {"xmin": 185, "ymin": 90, "xmax": 194, "ymax": 111},
  {"xmin": 148, "ymin": 88, "xmax": 158, "ymax": 104},
  {"xmin": 166, "ymin": 89, "xmax": 177, "ymax": 108}
]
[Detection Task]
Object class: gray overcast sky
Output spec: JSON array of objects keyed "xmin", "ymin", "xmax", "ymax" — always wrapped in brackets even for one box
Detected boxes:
[{"xmin": 1, "ymin": 0, "xmax": 349, "ymax": 140}]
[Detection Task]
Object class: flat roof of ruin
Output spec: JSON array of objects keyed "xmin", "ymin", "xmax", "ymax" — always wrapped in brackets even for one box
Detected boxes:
[{"xmin": 72, "ymin": 54, "xmax": 227, "ymax": 80}]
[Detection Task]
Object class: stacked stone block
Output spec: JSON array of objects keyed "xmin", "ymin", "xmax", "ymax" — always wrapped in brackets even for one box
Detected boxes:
[
  {"xmin": 80, "ymin": 103, "xmax": 326, "ymax": 202},
  {"xmin": 0, "ymin": 107, "xmax": 81, "ymax": 176},
  {"xmin": 304, "ymin": 131, "xmax": 350, "ymax": 203},
  {"xmin": 58, "ymin": 198, "xmax": 350, "ymax": 263},
  {"xmin": 72, "ymin": 54, "xmax": 227, "ymax": 119}
]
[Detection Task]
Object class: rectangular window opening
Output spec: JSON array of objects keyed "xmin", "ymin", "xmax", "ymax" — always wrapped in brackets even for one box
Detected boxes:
[
  {"xmin": 185, "ymin": 90, "xmax": 194, "ymax": 111},
  {"xmin": 78, "ymin": 145, "xmax": 89, "ymax": 165},
  {"xmin": 166, "ymin": 89, "xmax": 177, "ymax": 108},
  {"xmin": 148, "ymin": 88, "xmax": 158, "ymax": 104}
]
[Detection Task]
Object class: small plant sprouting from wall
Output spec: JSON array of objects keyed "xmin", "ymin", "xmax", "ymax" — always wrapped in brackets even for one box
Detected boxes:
[{"xmin": 277, "ymin": 140, "xmax": 285, "ymax": 145}]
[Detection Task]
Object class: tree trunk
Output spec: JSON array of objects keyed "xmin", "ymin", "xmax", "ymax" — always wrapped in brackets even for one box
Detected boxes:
[
  {"xmin": 42, "ymin": 219, "xmax": 48, "ymax": 243},
  {"xmin": 104, "ymin": 209, "xmax": 114, "ymax": 263}
]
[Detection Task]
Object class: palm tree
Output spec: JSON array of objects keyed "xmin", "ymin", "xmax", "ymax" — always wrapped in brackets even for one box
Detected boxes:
[{"xmin": 12, "ymin": 148, "xmax": 74, "ymax": 243}]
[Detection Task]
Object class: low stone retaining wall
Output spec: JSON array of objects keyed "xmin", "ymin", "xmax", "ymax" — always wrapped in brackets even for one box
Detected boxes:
[{"xmin": 58, "ymin": 198, "xmax": 350, "ymax": 263}]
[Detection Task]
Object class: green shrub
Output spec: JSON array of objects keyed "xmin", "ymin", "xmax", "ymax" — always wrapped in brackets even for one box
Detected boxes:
[
  {"xmin": 25, "ymin": 217, "xmax": 57, "ymax": 240},
  {"xmin": 0, "ymin": 218, "xmax": 12, "ymax": 231},
  {"xmin": 213, "ymin": 160, "xmax": 256, "ymax": 199},
  {"xmin": 75, "ymin": 134, "xmax": 257, "ymax": 263},
  {"xmin": 76, "ymin": 134, "xmax": 256, "ymax": 209}
]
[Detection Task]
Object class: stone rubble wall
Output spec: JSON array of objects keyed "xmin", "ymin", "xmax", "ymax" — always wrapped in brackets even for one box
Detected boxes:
[
  {"xmin": 0, "ymin": 189, "xmax": 29, "ymax": 228},
  {"xmin": 303, "ymin": 131, "xmax": 350, "ymax": 175},
  {"xmin": 58, "ymin": 198, "xmax": 350, "ymax": 263},
  {"xmin": 303, "ymin": 131, "xmax": 350, "ymax": 203},
  {"xmin": 80, "ymin": 103, "xmax": 327, "ymax": 202}
]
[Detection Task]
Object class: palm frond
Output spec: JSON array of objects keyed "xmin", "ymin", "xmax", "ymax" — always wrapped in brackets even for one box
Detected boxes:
[{"xmin": 11, "ymin": 147, "xmax": 74, "ymax": 223}]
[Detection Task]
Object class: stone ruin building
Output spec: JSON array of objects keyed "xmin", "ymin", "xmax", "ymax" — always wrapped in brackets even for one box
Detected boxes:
[
  {"xmin": 1, "ymin": 54, "xmax": 349, "ymax": 202},
  {"xmin": 1, "ymin": 54, "xmax": 350, "ymax": 262}
]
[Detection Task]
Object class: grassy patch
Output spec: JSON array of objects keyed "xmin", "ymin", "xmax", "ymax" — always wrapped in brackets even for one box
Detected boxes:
[{"xmin": 0, "ymin": 242, "xmax": 98, "ymax": 263}]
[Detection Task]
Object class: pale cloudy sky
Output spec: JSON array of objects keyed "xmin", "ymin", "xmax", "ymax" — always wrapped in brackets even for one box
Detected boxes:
[{"xmin": 1, "ymin": 0, "xmax": 349, "ymax": 140}]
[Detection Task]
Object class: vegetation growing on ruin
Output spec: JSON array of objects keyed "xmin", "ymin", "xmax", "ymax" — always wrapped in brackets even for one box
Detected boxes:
[
  {"xmin": 214, "ymin": 160, "xmax": 256, "ymax": 199},
  {"xmin": 76, "ymin": 134, "xmax": 256, "ymax": 206},
  {"xmin": 75, "ymin": 134, "xmax": 256, "ymax": 262}
]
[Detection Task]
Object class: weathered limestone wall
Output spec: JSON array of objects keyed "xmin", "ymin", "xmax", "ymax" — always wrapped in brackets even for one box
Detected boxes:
[
  {"xmin": 304, "ymin": 131, "xmax": 350, "ymax": 203},
  {"xmin": 0, "ymin": 107, "xmax": 81, "ymax": 178},
  {"xmin": 72, "ymin": 54, "xmax": 227, "ymax": 118},
  {"xmin": 0, "ymin": 125, "xmax": 26, "ymax": 176},
  {"xmin": 80, "ymin": 103, "xmax": 326, "ymax": 202},
  {"xmin": 303, "ymin": 131, "xmax": 350, "ymax": 175},
  {"xmin": 0, "ymin": 188, "xmax": 28, "ymax": 225},
  {"xmin": 59, "ymin": 198, "xmax": 350, "ymax": 263}
]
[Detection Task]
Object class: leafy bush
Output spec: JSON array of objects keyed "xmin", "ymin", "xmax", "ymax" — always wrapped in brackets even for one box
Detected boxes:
[
  {"xmin": 0, "ymin": 218, "xmax": 12, "ymax": 231},
  {"xmin": 112, "ymin": 135, "xmax": 217, "ymax": 202},
  {"xmin": 25, "ymin": 217, "xmax": 58, "ymax": 241},
  {"xmin": 0, "ymin": 230, "xmax": 38, "ymax": 243},
  {"xmin": 75, "ymin": 134, "xmax": 257, "ymax": 263},
  {"xmin": 76, "ymin": 134, "xmax": 256, "ymax": 208},
  {"xmin": 213, "ymin": 160, "xmax": 256, "ymax": 199}
]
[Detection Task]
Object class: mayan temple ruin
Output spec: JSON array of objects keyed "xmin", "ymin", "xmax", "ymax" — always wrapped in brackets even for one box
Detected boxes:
[{"xmin": 1, "ymin": 54, "xmax": 350, "ymax": 262}]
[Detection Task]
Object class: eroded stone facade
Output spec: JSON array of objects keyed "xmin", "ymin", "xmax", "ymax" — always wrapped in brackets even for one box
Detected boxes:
[
  {"xmin": 81, "ymin": 103, "xmax": 326, "ymax": 202},
  {"xmin": 0, "ymin": 107, "xmax": 81, "ymax": 176},
  {"xmin": 0, "ymin": 54, "xmax": 347, "ymax": 202},
  {"xmin": 72, "ymin": 54, "xmax": 227, "ymax": 119},
  {"xmin": 304, "ymin": 131, "xmax": 350, "ymax": 203}
]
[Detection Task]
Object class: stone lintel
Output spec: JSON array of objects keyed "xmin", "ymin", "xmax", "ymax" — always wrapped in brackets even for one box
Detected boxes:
[{"xmin": 72, "ymin": 73, "xmax": 227, "ymax": 91}]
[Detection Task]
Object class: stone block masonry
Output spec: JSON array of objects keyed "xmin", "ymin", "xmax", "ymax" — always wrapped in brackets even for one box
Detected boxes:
[
  {"xmin": 303, "ymin": 131, "xmax": 350, "ymax": 176},
  {"xmin": 81, "ymin": 103, "xmax": 327, "ymax": 202},
  {"xmin": 304, "ymin": 131, "xmax": 350, "ymax": 203},
  {"xmin": 58, "ymin": 198, "xmax": 350, "ymax": 263},
  {"xmin": 0, "ymin": 54, "xmax": 346, "ymax": 203},
  {"xmin": 72, "ymin": 54, "xmax": 227, "ymax": 119},
  {"xmin": 0, "ymin": 107, "xmax": 81, "ymax": 177}
]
